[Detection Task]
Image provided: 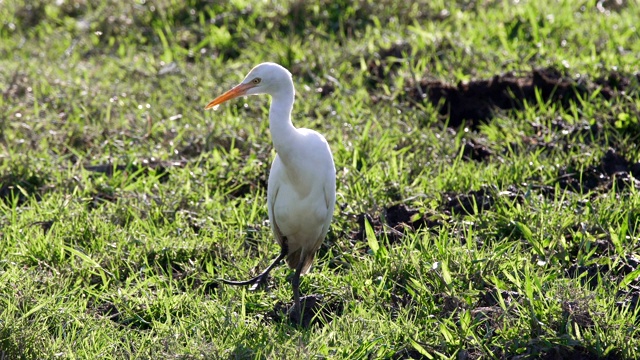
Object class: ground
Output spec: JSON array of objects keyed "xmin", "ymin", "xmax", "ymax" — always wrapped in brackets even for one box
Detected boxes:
[{"xmin": 0, "ymin": 0, "xmax": 639, "ymax": 359}]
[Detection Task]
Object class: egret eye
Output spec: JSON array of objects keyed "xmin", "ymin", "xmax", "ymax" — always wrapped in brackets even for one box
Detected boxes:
[{"xmin": 252, "ymin": 78, "xmax": 261, "ymax": 85}]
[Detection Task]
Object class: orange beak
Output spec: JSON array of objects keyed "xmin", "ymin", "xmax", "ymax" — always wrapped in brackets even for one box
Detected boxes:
[{"xmin": 204, "ymin": 82, "xmax": 255, "ymax": 110}]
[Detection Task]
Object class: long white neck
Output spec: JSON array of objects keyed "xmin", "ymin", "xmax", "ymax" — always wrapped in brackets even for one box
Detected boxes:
[{"xmin": 268, "ymin": 83, "xmax": 297, "ymax": 159}]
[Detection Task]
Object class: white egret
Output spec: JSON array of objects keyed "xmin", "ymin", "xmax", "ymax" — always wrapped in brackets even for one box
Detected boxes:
[{"xmin": 204, "ymin": 62, "xmax": 336, "ymax": 321}]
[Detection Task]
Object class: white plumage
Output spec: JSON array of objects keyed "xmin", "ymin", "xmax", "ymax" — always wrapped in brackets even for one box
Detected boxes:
[{"xmin": 205, "ymin": 62, "xmax": 336, "ymax": 320}]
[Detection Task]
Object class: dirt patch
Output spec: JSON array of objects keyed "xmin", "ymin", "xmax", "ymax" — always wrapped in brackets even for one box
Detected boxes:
[
  {"xmin": 145, "ymin": 247, "xmax": 220, "ymax": 294},
  {"xmin": 12, "ymin": 3, "xmax": 47, "ymax": 30},
  {"xmin": 614, "ymin": 256, "xmax": 640, "ymax": 313},
  {"xmin": 471, "ymin": 305, "xmax": 505, "ymax": 326},
  {"xmin": 562, "ymin": 298, "xmax": 595, "ymax": 328},
  {"xmin": 556, "ymin": 148, "xmax": 640, "ymax": 194},
  {"xmin": 27, "ymin": 220, "xmax": 55, "ymax": 235},
  {"xmin": 523, "ymin": 117, "xmax": 604, "ymax": 155},
  {"xmin": 441, "ymin": 188, "xmax": 494, "ymax": 215},
  {"xmin": 441, "ymin": 185, "xmax": 523, "ymax": 216},
  {"xmin": 563, "ymin": 223, "xmax": 613, "ymax": 257},
  {"xmin": 460, "ymin": 138, "xmax": 494, "ymax": 162},
  {"xmin": 567, "ymin": 254, "xmax": 640, "ymax": 311},
  {"xmin": 566, "ymin": 262, "xmax": 607, "ymax": 289},
  {"xmin": 350, "ymin": 204, "xmax": 444, "ymax": 243},
  {"xmin": 85, "ymin": 190, "xmax": 117, "ymax": 211},
  {"xmin": 406, "ymin": 68, "xmax": 584, "ymax": 128},
  {"xmin": 617, "ymin": 286, "xmax": 640, "ymax": 313},
  {"xmin": 315, "ymin": 80, "xmax": 336, "ymax": 98},
  {"xmin": 178, "ymin": 133, "xmax": 235, "ymax": 159},
  {"xmin": 594, "ymin": 70, "xmax": 639, "ymax": 94},
  {"xmin": 534, "ymin": 345, "xmax": 620, "ymax": 360},
  {"xmin": 1, "ymin": 71, "xmax": 32, "ymax": 101},
  {"xmin": 618, "ymin": 256, "xmax": 640, "ymax": 279},
  {"xmin": 269, "ymin": 294, "xmax": 343, "ymax": 328},
  {"xmin": 350, "ymin": 188, "xmax": 528, "ymax": 245},
  {"xmin": 596, "ymin": 0, "xmax": 630, "ymax": 13},
  {"xmin": 477, "ymin": 287, "xmax": 522, "ymax": 308},
  {"xmin": 389, "ymin": 290, "xmax": 414, "ymax": 317},
  {"xmin": 392, "ymin": 347, "xmax": 431, "ymax": 360},
  {"xmin": 399, "ymin": 68, "xmax": 639, "ymax": 129},
  {"xmin": 84, "ymin": 160, "xmax": 185, "ymax": 183},
  {"xmin": 366, "ymin": 41, "xmax": 412, "ymax": 88},
  {"xmin": 89, "ymin": 300, "xmax": 153, "ymax": 330},
  {"xmin": 561, "ymin": 219, "xmax": 640, "ymax": 295},
  {"xmin": 438, "ymin": 294, "xmax": 468, "ymax": 316},
  {"xmin": 0, "ymin": 171, "xmax": 48, "ymax": 206},
  {"xmin": 562, "ymin": 220, "xmax": 639, "ymax": 293},
  {"xmin": 91, "ymin": 301, "xmax": 122, "ymax": 322}
]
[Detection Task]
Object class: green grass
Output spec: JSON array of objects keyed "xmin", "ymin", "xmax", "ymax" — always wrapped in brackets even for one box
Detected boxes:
[{"xmin": 1, "ymin": 0, "xmax": 640, "ymax": 358}]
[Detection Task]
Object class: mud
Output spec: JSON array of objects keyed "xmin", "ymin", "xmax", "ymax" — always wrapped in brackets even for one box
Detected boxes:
[
  {"xmin": 364, "ymin": 42, "xmax": 638, "ymax": 130},
  {"xmin": 1, "ymin": 71, "xmax": 31, "ymax": 100},
  {"xmin": 403, "ymin": 68, "xmax": 630, "ymax": 129},
  {"xmin": 441, "ymin": 185, "xmax": 523, "ymax": 216},
  {"xmin": 90, "ymin": 300, "xmax": 153, "ymax": 330},
  {"xmin": 84, "ymin": 160, "xmax": 185, "ymax": 183},
  {"xmin": 86, "ymin": 191, "xmax": 117, "ymax": 210},
  {"xmin": 477, "ymin": 288, "xmax": 522, "ymax": 308},
  {"xmin": 525, "ymin": 117, "xmax": 604, "ymax": 154},
  {"xmin": 350, "ymin": 204, "xmax": 444, "ymax": 243},
  {"xmin": 535, "ymin": 346, "xmax": 620, "ymax": 360},
  {"xmin": 0, "ymin": 171, "xmax": 47, "ymax": 206},
  {"xmin": 556, "ymin": 148, "xmax": 640, "ymax": 194},
  {"xmin": 566, "ymin": 263, "xmax": 610, "ymax": 290},
  {"xmin": 596, "ymin": 0, "xmax": 631, "ymax": 13},
  {"xmin": 366, "ymin": 41, "xmax": 412, "ymax": 88},
  {"xmin": 392, "ymin": 347, "xmax": 431, "ymax": 360},
  {"xmin": 351, "ymin": 148, "xmax": 637, "ymax": 248},
  {"xmin": 27, "ymin": 220, "xmax": 54, "ymax": 234},
  {"xmin": 81, "ymin": 160, "xmax": 186, "ymax": 210},
  {"xmin": 460, "ymin": 138, "xmax": 494, "ymax": 162},
  {"xmin": 269, "ymin": 294, "xmax": 344, "ymax": 328},
  {"xmin": 145, "ymin": 247, "xmax": 220, "ymax": 294},
  {"xmin": 566, "ymin": 254, "xmax": 640, "ymax": 313},
  {"xmin": 91, "ymin": 301, "xmax": 123, "ymax": 324}
]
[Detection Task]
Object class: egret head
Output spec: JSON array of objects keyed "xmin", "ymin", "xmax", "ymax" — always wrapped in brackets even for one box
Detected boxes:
[{"xmin": 205, "ymin": 62, "xmax": 292, "ymax": 110}]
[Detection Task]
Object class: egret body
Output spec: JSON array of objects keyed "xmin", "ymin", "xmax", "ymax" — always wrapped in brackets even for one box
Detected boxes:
[{"xmin": 204, "ymin": 63, "xmax": 336, "ymax": 320}]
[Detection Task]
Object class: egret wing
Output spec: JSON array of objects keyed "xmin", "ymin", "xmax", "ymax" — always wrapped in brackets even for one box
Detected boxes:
[
  {"xmin": 267, "ymin": 183, "xmax": 286, "ymax": 248},
  {"xmin": 299, "ymin": 172, "xmax": 336, "ymax": 275}
]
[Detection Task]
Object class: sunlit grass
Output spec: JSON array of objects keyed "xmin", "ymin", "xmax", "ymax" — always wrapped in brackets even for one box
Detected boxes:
[{"xmin": 1, "ymin": 0, "xmax": 639, "ymax": 358}]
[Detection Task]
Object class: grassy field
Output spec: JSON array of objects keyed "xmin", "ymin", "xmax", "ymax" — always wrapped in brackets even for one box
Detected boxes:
[{"xmin": 1, "ymin": 0, "xmax": 640, "ymax": 358}]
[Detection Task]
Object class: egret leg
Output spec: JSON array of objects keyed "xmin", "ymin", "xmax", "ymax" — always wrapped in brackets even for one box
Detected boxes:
[
  {"xmin": 290, "ymin": 257, "xmax": 305, "ymax": 324},
  {"xmin": 220, "ymin": 241, "xmax": 288, "ymax": 291}
]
